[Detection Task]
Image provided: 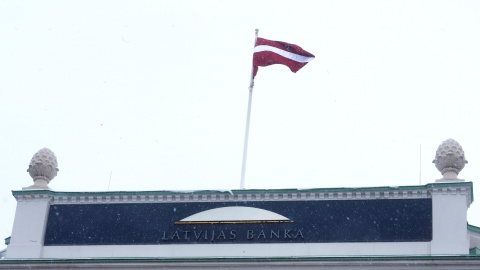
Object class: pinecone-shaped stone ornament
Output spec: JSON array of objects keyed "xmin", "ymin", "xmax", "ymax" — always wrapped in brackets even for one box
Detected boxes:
[
  {"xmin": 432, "ymin": 139, "xmax": 467, "ymax": 182},
  {"xmin": 24, "ymin": 148, "xmax": 59, "ymax": 190}
]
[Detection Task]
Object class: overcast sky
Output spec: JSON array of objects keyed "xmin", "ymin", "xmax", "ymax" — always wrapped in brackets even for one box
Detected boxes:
[{"xmin": 1, "ymin": 0, "xmax": 480, "ymax": 250}]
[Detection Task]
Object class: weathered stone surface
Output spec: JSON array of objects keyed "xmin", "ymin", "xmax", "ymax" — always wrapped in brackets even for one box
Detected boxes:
[
  {"xmin": 433, "ymin": 139, "xmax": 467, "ymax": 182},
  {"xmin": 24, "ymin": 148, "xmax": 59, "ymax": 190}
]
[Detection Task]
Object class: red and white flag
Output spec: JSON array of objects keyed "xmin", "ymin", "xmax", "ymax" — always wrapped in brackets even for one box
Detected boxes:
[{"xmin": 253, "ymin": 37, "xmax": 315, "ymax": 78}]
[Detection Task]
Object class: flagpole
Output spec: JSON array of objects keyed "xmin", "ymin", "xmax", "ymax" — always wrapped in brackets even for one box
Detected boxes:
[{"xmin": 240, "ymin": 28, "xmax": 259, "ymax": 189}]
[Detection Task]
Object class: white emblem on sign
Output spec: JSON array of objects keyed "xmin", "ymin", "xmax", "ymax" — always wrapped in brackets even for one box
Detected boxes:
[{"xmin": 175, "ymin": 206, "xmax": 292, "ymax": 224}]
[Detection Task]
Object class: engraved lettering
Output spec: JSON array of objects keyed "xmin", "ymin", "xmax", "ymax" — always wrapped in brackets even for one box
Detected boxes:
[
  {"xmin": 247, "ymin": 230, "xmax": 255, "ymax": 240},
  {"xmin": 210, "ymin": 230, "xmax": 215, "ymax": 242},
  {"xmin": 230, "ymin": 230, "xmax": 237, "ymax": 240},
  {"xmin": 194, "ymin": 231, "xmax": 203, "ymax": 240},
  {"xmin": 217, "ymin": 230, "xmax": 226, "ymax": 240},
  {"xmin": 160, "ymin": 228, "xmax": 303, "ymax": 242}
]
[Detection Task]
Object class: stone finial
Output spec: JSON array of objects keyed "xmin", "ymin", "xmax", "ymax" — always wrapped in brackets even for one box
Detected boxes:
[
  {"xmin": 432, "ymin": 139, "xmax": 467, "ymax": 182},
  {"xmin": 23, "ymin": 148, "xmax": 59, "ymax": 190}
]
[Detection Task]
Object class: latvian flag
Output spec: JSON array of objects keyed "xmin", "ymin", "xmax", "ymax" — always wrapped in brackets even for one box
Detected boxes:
[{"xmin": 253, "ymin": 37, "xmax": 315, "ymax": 78}]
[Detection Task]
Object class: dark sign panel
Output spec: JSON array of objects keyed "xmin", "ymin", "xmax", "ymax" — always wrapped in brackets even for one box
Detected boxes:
[{"xmin": 44, "ymin": 199, "xmax": 432, "ymax": 245}]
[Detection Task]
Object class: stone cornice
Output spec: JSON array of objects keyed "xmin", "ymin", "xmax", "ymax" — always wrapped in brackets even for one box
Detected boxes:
[
  {"xmin": 14, "ymin": 193, "xmax": 53, "ymax": 203},
  {"xmin": 11, "ymin": 182, "xmax": 473, "ymax": 206},
  {"xmin": 431, "ymin": 185, "xmax": 473, "ymax": 207}
]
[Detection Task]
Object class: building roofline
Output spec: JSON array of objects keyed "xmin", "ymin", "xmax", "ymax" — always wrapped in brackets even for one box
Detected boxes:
[
  {"xmin": 468, "ymin": 223, "xmax": 480, "ymax": 233},
  {"xmin": 11, "ymin": 181, "xmax": 474, "ymax": 202},
  {"xmin": 4, "ymin": 237, "xmax": 10, "ymax": 246}
]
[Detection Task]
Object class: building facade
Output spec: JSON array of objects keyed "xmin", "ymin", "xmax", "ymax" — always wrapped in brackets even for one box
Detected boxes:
[{"xmin": 1, "ymin": 139, "xmax": 480, "ymax": 269}]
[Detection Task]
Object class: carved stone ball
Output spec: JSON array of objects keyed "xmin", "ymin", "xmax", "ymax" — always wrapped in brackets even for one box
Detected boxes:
[
  {"xmin": 27, "ymin": 148, "xmax": 59, "ymax": 183},
  {"xmin": 432, "ymin": 139, "xmax": 468, "ymax": 176}
]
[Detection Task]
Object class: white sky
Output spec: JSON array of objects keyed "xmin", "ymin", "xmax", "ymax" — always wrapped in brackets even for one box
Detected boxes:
[{"xmin": 1, "ymin": 0, "xmax": 480, "ymax": 250}]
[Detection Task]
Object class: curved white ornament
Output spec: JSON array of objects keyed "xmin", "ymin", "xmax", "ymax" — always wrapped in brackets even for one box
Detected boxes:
[{"xmin": 177, "ymin": 206, "xmax": 291, "ymax": 224}]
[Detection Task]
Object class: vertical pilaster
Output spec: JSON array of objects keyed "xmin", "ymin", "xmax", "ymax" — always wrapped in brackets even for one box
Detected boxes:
[
  {"xmin": 430, "ymin": 187, "xmax": 469, "ymax": 254},
  {"xmin": 5, "ymin": 194, "xmax": 51, "ymax": 258}
]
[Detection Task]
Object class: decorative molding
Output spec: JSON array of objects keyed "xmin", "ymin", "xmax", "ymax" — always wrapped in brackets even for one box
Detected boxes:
[
  {"xmin": 431, "ymin": 186, "xmax": 472, "ymax": 206},
  {"xmin": 13, "ymin": 189, "xmax": 436, "ymax": 205},
  {"xmin": 13, "ymin": 183, "xmax": 473, "ymax": 207}
]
